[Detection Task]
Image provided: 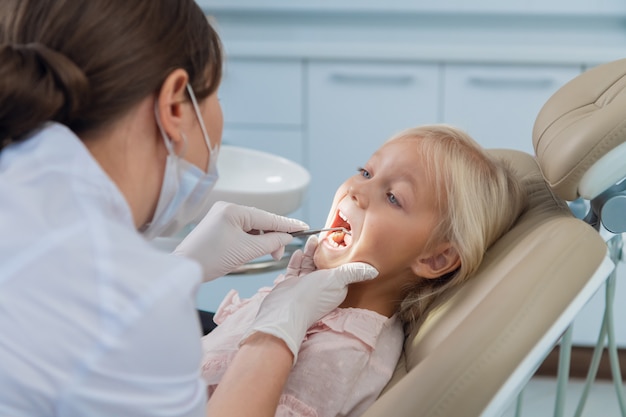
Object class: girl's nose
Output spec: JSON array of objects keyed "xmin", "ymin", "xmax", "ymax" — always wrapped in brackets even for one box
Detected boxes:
[{"xmin": 348, "ymin": 182, "xmax": 369, "ymax": 208}]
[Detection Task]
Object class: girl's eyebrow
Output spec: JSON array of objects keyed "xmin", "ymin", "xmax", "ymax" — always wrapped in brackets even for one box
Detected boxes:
[
  {"xmin": 393, "ymin": 167, "xmax": 420, "ymax": 187},
  {"xmin": 385, "ymin": 168, "xmax": 416, "ymax": 192},
  {"xmin": 396, "ymin": 168, "xmax": 426, "ymax": 203}
]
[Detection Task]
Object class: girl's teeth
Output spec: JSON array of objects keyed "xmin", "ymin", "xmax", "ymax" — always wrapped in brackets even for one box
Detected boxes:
[
  {"xmin": 339, "ymin": 210, "xmax": 348, "ymax": 221},
  {"xmin": 327, "ymin": 231, "xmax": 348, "ymax": 248},
  {"xmin": 344, "ymin": 232, "xmax": 353, "ymax": 247},
  {"xmin": 331, "ymin": 231, "xmax": 345, "ymax": 244}
]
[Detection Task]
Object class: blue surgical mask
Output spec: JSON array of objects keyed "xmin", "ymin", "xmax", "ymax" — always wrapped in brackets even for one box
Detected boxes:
[{"xmin": 141, "ymin": 84, "xmax": 219, "ymax": 239}]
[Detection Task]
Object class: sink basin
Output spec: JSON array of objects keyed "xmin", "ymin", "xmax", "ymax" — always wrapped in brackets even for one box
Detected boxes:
[{"xmin": 199, "ymin": 145, "xmax": 310, "ymax": 218}]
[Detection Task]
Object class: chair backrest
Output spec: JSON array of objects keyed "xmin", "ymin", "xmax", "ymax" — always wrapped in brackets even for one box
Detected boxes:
[{"xmin": 361, "ymin": 58, "xmax": 626, "ymax": 417}]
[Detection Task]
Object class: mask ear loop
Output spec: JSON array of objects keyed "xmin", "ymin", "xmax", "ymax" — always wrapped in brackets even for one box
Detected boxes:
[
  {"xmin": 186, "ymin": 84, "xmax": 217, "ymax": 155},
  {"xmin": 178, "ymin": 132, "xmax": 189, "ymax": 157},
  {"xmin": 154, "ymin": 100, "xmax": 188, "ymax": 157}
]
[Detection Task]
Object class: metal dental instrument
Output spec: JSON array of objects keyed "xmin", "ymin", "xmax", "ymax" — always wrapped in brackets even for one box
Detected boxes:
[{"xmin": 289, "ymin": 227, "xmax": 351, "ymax": 238}]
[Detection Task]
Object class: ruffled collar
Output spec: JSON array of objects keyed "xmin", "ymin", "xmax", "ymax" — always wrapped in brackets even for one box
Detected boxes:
[{"xmin": 307, "ymin": 307, "xmax": 398, "ymax": 350}]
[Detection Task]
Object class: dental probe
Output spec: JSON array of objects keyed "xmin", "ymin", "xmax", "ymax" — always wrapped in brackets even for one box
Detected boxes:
[{"xmin": 289, "ymin": 227, "xmax": 351, "ymax": 238}]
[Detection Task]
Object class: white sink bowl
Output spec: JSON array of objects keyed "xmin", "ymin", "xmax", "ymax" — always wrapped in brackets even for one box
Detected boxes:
[{"xmin": 201, "ymin": 145, "xmax": 310, "ymax": 217}]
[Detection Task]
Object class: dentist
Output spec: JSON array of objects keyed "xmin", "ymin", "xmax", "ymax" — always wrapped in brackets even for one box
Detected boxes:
[{"xmin": 0, "ymin": 1, "xmax": 378, "ymax": 416}]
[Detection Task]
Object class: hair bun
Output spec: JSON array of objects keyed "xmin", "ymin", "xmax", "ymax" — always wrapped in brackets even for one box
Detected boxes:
[{"xmin": 0, "ymin": 43, "xmax": 89, "ymax": 145}]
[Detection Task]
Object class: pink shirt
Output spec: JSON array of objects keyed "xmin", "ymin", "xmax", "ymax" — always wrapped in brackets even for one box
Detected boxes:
[{"xmin": 201, "ymin": 284, "xmax": 404, "ymax": 417}]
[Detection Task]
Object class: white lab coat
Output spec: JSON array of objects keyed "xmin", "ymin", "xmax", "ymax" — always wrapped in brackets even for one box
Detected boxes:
[{"xmin": 0, "ymin": 123, "xmax": 206, "ymax": 416}]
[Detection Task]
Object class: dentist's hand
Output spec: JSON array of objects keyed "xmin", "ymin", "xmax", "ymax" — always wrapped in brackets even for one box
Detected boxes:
[
  {"xmin": 174, "ymin": 201, "xmax": 308, "ymax": 282},
  {"xmin": 241, "ymin": 254, "xmax": 379, "ymax": 364}
]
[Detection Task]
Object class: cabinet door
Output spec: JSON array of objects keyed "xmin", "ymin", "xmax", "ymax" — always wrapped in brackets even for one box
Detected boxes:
[
  {"xmin": 442, "ymin": 64, "xmax": 582, "ymax": 154},
  {"xmin": 219, "ymin": 58, "xmax": 303, "ymax": 127},
  {"xmin": 306, "ymin": 61, "xmax": 441, "ymax": 226},
  {"xmin": 197, "ymin": 268, "xmax": 284, "ymax": 313},
  {"xmin": 222, "ymin": 127, "xmax": 304, "ymax": 166}
]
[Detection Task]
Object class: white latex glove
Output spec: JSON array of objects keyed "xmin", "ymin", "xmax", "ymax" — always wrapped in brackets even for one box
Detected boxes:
[
  {"xmin": 241, "ymin": 248, "xmax": 378, "ymax": 364},
  {"xmin": 174, "ymin": 201, "xmax": 309, "ymax": 282}
]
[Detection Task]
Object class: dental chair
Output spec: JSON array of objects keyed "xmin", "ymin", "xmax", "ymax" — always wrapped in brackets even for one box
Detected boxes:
[{"xmin": 362, "ymin": 57, "xmax": 626, "ymax": 417}]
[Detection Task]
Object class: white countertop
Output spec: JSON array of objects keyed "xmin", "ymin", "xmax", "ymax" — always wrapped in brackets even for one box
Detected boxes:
[
  {"xmin": 222, "ymin": 40, "xmax": 626, "ymax": 66},
  {"xmin": 213, "ymin": 9, "xmax": 626, "ymax": 66}
]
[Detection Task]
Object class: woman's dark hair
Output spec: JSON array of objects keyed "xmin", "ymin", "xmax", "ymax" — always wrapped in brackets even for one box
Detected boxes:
[{"xmin": 0, "ymin": 0, "xmax": 222, "ymax": 150}]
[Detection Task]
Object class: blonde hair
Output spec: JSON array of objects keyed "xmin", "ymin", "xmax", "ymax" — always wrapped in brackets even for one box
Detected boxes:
[{"xmin": 392, "ymin": 125, "xmax": 527, "ymax": 324}]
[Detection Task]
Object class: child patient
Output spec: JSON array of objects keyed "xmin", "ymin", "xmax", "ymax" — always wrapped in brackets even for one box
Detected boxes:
[{"xmin": 200, "ymin": 124, "xmax": 527, "ymax": 416}]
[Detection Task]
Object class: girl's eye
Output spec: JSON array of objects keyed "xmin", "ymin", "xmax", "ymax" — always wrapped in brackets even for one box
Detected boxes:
[
  {"xmin": 357, "ymin": 167, "xmax": 371, "ymax": 179},
  {"xmin": 387, "ymin": 193, "xmax": 401, "ymax": 207}
]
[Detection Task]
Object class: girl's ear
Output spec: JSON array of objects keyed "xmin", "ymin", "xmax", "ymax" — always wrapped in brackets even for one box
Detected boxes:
[
  {"xmin": 411, "ymin": 244, "xmax": 461, "ymax": 279},
  {"xmin": 155, "ymin": 68, "xmax": 189, "ymax": 153}
]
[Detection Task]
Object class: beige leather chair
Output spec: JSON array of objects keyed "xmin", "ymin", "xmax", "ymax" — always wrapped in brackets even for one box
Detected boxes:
[{"xmin": 363, "ymin": 58, "xmax": 626, "ymax": 417}]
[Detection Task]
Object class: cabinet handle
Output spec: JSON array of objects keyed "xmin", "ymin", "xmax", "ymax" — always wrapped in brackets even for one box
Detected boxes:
[
  {"xmin": 330, "ymin": 72, "xmax": 415, "ymax": 86},
  {"xmin": 467, "ymin": 76, "xmax": 555, "ymax": 89}
]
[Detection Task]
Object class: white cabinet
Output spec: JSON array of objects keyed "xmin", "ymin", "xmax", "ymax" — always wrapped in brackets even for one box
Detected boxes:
[
  {"xmin": 221, "ymin": 128, "xmax": 303, "ymax": 167},
  {"xmin": 306, "ymin": 61, "xmax": 441, "ymax": 227},
  {"xmin": 442, "ymin": 64, "xmax": 582, "ymax": 154},
  {"xmin": 197, "ymin": 269, "xmax": 283, "ymax": 313},
  {"xmin": 219, "ymin": 58, "xmax": 303, "ymax": 128}
]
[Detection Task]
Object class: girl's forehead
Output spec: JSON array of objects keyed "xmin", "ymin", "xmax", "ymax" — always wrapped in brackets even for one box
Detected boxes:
[
  {"xmin": 378, "ymin": 137, "xmax": 424, "ymax": 158},
  {"xmin": 378, "ymin": 137, "xmax": 439, "ymax": 184}
]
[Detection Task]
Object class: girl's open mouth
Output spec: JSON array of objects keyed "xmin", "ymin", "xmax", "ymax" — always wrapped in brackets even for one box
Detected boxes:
[{"xmin": 325, "ymin": 210, "xmax": 353, "ymax": 248}]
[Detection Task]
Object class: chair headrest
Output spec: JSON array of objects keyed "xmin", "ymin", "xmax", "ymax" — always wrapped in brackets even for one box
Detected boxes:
[{"xmin": 533, "ymin": 58, "xmax": 626, "ymax": 202}]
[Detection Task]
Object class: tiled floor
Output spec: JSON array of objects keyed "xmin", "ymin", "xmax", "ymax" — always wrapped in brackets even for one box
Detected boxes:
[{"xmin": 500, "ymin": 376, "xmax": 626, "ymax": 417}]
